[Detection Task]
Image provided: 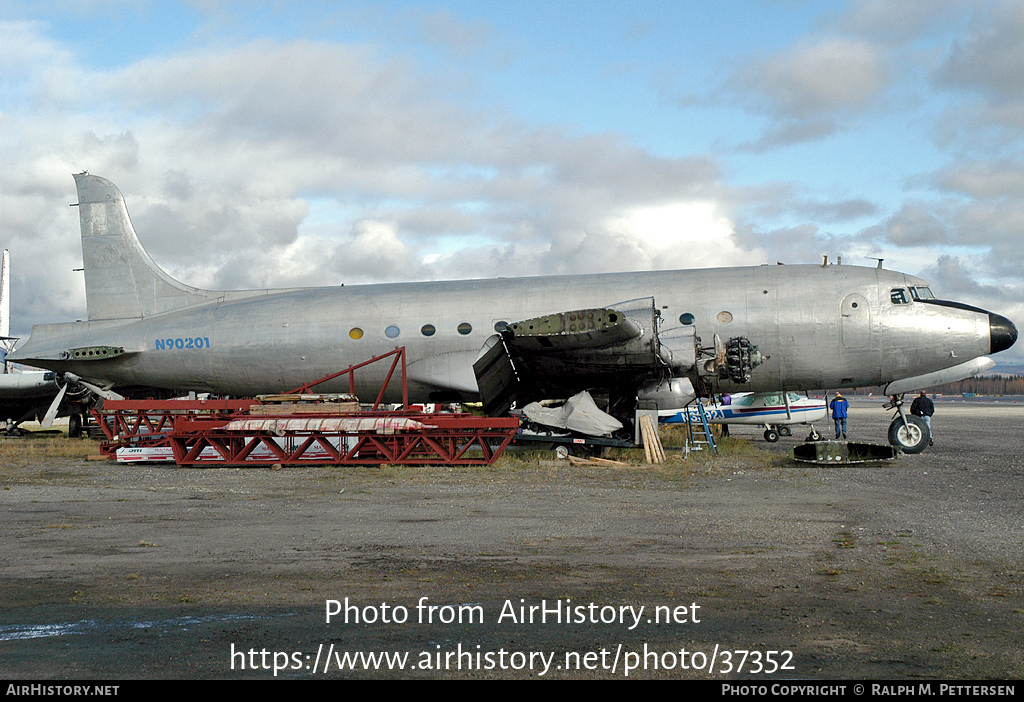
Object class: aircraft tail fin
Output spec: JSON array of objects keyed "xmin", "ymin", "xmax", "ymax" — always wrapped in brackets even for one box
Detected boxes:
[
  {"xmin": 1, "ymin": 249, "xmax": 9, "ymax": 339},
  {"xmin": 75, "ymin": 173, "xmax": 246, "ymax": 321},
  {"xmin": 1, "ymin": 249, "xmax": 11, "ymax": 367}
]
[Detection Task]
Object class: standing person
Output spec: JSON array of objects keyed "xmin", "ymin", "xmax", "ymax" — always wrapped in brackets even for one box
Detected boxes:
[
  {"xmin": 910, "ymin": 391, "xmax": 935, "ymax": 446},
  {"xmin": 829, "ymin": 392, "xmax": 849, "ymax": 439}
]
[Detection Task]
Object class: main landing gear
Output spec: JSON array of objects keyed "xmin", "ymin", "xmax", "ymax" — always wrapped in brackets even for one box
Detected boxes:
[
  {"xmin": 762, "ymin": 424, "xmax": 792, "ymax": 442},
  {"xmin": 884, "ymin": 394, "xmax": 930, "ymax": 454}
]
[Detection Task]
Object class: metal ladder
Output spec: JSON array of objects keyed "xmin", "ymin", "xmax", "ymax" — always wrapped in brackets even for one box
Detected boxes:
[{"xmin": 686, "ymin": 399, "xmax": 718, "ymax": 454}]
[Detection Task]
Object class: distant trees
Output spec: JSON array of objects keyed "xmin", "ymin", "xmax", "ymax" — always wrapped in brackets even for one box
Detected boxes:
[
  {"xmin": 930, "ymin": 375, "xmax": 1024, "ymax": 396},
  {"xmin": 834, "ymin": 375, "xmax": 1024, "ymax": 396}
]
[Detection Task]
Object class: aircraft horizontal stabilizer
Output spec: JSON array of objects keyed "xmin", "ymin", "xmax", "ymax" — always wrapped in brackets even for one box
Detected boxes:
[{"xmin": 65, "ymin": 346, "xmax": 129, "ymax": 361}]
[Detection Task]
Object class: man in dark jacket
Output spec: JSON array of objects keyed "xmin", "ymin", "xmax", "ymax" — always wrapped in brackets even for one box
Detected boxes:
[
  {"xmin": 829, "ymin": 392, "xmax": 849, "ymax": 439},
  {"xmin": 910, "ymin": 391, "xmax": 935, "ymax": 446}
]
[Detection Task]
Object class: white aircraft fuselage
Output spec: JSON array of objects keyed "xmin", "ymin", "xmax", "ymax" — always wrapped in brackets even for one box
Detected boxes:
[{"xmin": 660, "ymin": 392, "xmax": 827, "ymax": 427}]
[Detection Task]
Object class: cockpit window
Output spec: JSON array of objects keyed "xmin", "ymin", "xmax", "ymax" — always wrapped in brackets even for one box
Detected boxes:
[
  {"xmin": 890, "ymin": 288, "xmax": 910, "ymax": 305},
  {"xmin": 908, "ymin": 286, "xmax": 935, "ymax": 300}
]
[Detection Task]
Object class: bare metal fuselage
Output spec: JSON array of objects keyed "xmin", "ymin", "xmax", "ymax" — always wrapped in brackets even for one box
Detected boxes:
[
  {"xmin": 9, "ymin": 173, "xmax": 1017, "ymax": 407},
  {"xmin": 15, "ymin": 265, "xmax": 999, "ymax": 401}
]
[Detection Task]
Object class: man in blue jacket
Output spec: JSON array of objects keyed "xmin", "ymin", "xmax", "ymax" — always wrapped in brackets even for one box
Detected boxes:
[{"xmin": 829, "ymin": 392, "xmax": 849, "ymax": 440}]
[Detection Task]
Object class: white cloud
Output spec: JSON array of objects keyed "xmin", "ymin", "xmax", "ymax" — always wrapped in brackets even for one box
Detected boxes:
[
  {"xmin": 935, "ymin": 2, "xmax": 1024, "ymax": 103},
  {"xmin": 600, "ymin": 202, "xmax": 759, "ymax": 269},
  {"xmin": 736, "ymin": 38, "xmax": 889, "ymax": 119}
]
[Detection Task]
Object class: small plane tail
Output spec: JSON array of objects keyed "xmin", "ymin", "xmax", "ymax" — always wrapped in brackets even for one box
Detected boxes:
[{"xmin": 74, "ymin": 173, "xmax": 252, "ymax": 321}]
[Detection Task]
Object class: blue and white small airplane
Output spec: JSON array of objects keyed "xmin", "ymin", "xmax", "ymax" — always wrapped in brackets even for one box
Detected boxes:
[{"xmin": 659, "ymin": 391, "xmax": 827, "ymax": 442}]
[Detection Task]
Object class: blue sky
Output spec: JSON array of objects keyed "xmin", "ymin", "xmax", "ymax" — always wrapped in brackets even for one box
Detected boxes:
[{"xmin": 1, "ymin": 0, "xmax": 1021, "ymax": 365}]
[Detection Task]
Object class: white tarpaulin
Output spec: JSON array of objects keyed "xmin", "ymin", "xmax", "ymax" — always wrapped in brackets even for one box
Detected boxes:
[
  {"xmin": 222, "ymin": 417, "xmax": 425, "ymax": 435},
  {"xmin": 522, "ymin": 391, "xmax": 623, "ymax": 436}
]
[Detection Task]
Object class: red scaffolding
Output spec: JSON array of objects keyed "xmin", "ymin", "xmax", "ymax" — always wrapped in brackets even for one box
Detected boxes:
[{"xmin": 91, "ymin": 347, "xmax": 519, "ymax": 466}]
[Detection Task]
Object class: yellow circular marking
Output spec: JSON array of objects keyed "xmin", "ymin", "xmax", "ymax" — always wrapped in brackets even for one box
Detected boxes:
[{"xmin": 349, "ymin": 327, "xmax": 364, "ymax": 339}]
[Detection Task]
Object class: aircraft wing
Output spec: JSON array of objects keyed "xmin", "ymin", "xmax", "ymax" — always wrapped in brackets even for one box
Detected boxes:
[{"xmin": 473, "ymin": 300, "xmax": 663, "ymax": 416}]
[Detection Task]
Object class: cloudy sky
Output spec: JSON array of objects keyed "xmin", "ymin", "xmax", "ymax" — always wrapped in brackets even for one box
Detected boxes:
[{"xmin": 1, "ymin": 0, "xmax": 1022, "ymax": 366}]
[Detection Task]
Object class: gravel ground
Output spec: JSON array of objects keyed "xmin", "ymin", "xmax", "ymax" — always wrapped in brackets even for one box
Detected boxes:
[{"xmin": 0, "ymin": 398, "xmax": 1021, "ymax": 679}]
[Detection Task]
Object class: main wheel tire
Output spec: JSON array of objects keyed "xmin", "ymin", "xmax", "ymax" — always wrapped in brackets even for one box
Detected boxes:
[
  {"xmin": 779, "ymin": 426, "xmax": 791, "ymax": 437},
  {"xmin": 887, "ymin": 415, "xmax": 930, "ymax": 454},
  {"xmin": 68, "ymin": 413, "xmax": 82, "ymax": 438},
  {"xmin": 763, "ymin": 428, "xmax": 780, "ymax": 443}
]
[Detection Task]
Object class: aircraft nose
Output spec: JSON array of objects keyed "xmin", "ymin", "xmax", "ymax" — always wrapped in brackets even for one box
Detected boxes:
[{"xmin": 990, "ymin": 312, "xmax": 1018, "ymax": 354}]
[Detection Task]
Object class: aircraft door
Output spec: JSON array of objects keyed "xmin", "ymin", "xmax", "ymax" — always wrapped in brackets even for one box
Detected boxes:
[{"xmin": 841, "ymin": 293, "xmax": 871, "ymax": 349}]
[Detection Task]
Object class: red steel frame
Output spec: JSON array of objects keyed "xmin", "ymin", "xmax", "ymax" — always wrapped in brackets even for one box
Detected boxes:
[
  {"xmin": 90, "ymin": 347, "xmax": 520, "ymax": 466},
  {"xmin": 167, "ymin": 414, "xmax": 518, "ymax": 466},
  {"xmin": 285, "ymin": 346, "xmax": 408, "ymax": 409},
  {"xmin": 92, "ymin": 398, "xmax": 256, "ymax": 457}
]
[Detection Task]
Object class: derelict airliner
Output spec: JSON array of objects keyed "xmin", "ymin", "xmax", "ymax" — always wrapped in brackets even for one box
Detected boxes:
[{"xmin": 9, "ymin": 173, "xmax": 1018, "ymax": 452}]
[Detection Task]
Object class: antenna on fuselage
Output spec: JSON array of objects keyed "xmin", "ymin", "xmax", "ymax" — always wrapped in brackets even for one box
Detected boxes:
[{"xmin": 869, "ymin": 257, "xmax": 884, "ymax": 269}]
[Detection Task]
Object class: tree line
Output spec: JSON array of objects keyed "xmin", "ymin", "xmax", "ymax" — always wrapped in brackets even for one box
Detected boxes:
[{"xmin": 840, "ymin": 375, "xmax": 1024, "ymax": 396}]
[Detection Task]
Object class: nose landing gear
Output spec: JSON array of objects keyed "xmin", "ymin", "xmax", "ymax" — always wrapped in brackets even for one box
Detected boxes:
[{"xmin": 884, "ymin": 394, "xmax": 930, "ymax": 454}]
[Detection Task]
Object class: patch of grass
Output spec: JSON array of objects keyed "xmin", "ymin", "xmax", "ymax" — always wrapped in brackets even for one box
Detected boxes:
[
  {"xmin": 833, "ymin": 532, "xmax": 857, "ymax": 549},
  {"xmin": 0, "ymin": 434, "xmax": 100, "ymax": 459}
]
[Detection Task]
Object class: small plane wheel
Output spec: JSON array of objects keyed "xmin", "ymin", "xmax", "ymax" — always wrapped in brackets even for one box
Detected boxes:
[
  {"xmin": 763, "ymin": 428, "xmax": 780, "ymax": 443},
  {"xmin": 887, "ymin": 415, "xmax": 930, "ymax": 454},
  {"xmin": 68, "ymin": 413, "xmax": 83, "ymax": 438},
  {"xmin": 806, "ymin": 428, "xmax": 822, "ymax": 441},
  {"xmin": 778, "ymin": 426, "xmax": 791, "ymax": 437}
]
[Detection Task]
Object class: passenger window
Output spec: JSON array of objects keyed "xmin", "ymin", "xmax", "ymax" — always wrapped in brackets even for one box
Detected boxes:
[
  {"xmin": 890, "ymin": 288, "xmax": 909, "ymax": 305},
  {"xmin": 457, "ymin": 323, "xmax": 473, "ymax": 335},
  {"xmin": 421, "ymin": 324, "xmax": 436, "ymax": 337}
]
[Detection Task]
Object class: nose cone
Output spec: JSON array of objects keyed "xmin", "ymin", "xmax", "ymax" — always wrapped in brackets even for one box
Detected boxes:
[{"xmin": 990, "ymin": 313, "xmax": 1018, "ymax": 354}]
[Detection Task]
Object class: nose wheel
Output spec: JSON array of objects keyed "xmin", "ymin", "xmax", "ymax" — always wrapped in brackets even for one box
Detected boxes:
[{"xmin": 885, "ymin": 394, "xmax": 931, "ymax": 454}]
